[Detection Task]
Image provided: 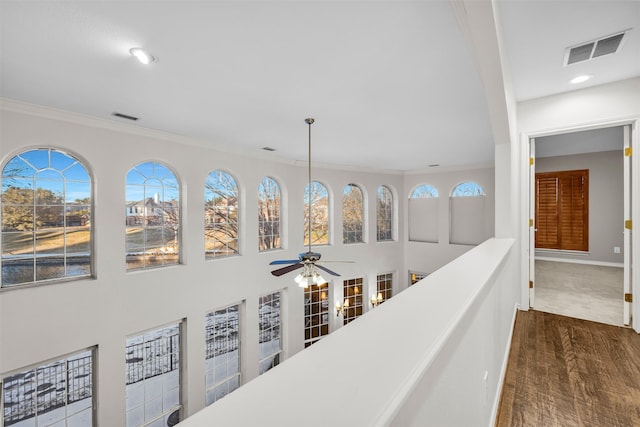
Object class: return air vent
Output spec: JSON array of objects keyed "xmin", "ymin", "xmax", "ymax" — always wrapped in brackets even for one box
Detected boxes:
[{"xmin": 564, "ymin": 31, "xmax": 628, "ymax": 66}]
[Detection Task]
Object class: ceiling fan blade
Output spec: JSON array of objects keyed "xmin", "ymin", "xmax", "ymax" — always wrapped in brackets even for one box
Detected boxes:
[
  {"xmin": 315, "ymin": 264, "xmax": 341, "ymax": 277},
  {"xmin": 271, "ymin": 263, "xmax": 304, "ymax": 277},
  {"xmin": 269, "ymin": 259, "xmax": 300, "ymax": 265},
  {"xmin": 318, "ymin": 260, "xmax": 354, "ymax": 264}
]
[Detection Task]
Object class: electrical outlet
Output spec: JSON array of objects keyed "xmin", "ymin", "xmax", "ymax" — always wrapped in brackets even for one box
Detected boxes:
[{"xmin": 614, "ymin": 246, "xmax": 621, "ymax": 254}]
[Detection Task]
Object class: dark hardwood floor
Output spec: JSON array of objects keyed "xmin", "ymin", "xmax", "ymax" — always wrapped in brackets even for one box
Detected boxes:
[{"xmin": 496, "ymin": 310, "xmax": 640, "ymax": 427}]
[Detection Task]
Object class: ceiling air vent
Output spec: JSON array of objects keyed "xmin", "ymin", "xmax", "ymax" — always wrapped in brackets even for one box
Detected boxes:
[
  {"xmin": 112, "ymin": 112, "xmax": 139, "ymax": 121},
  {"xmin": 564, "ymin": 30, "xmax": 628, "ymax": 66}
]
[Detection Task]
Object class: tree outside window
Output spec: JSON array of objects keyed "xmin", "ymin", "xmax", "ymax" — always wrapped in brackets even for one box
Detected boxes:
[
  {"xmin": 258, "ymin": 177, "xmax": 281, "ymax": 251},
  {"xmin": 343, "ymin": 184, "xmax": 364, "ymax": 244},
  {"xmin": 304, "ymin": 181, "xmax": 329, "ymax": 246},
  {"xmin": 205, "ymin": 170, "xmax": 239, "ymax": 259},
  {"xmin": 1, "ymin": 148, "xmax": 92, "ymax": 287},
  {"xmin": 125, "ymin": 162, "xmax": 180, "ymax": 270}
]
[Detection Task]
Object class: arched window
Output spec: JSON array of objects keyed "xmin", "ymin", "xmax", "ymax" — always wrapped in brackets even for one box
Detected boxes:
[
  {"xmin": 125, "ymin": 161, "xmax": 180, "ymax": 270},
  {"xmin": 410, "ymin": 184, "xmax": 439, "ymax": 198},
  {"xmin": 258, "ymin": 177, "xmax": 281, "ymax": 251},
  {"xmin": 451, "ymin": 181, "xmax": 485, "ymax": 197},
  {"xmin": 343, "ymin": 184, "xmax": 364, "ymax": 244},
  {"xmin": 376, "ymin": 185, "xmax": 394, "ymax": 241},
  {"xmin": 408, "ymin": 183, "xmax": 439, "ymax": 242},
  {"xmin": 304, "ymin": 181, "xmax": 329, "ymax": 246},
  {"xmin": 205, "ymin": 170, "xmax": 239, "ymax": 259},
  {"xmin": 450, "ymin": 181, "xmax": 487, "ymax": 245},
  {"xmin": 1, "ymin": 148, "xmax": 92, "ymax": 287}
]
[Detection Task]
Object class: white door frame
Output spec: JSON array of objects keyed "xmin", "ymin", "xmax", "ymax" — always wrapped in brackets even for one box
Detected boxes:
[{"xmin": 520, "ymin": 118, "xmax": 639, "ymax": 333}]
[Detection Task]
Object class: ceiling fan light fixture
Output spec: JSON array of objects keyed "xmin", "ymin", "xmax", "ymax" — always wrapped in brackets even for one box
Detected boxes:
[{"xmin": 129, "ymin": 47, "xmax": 156, "ymax": 65}]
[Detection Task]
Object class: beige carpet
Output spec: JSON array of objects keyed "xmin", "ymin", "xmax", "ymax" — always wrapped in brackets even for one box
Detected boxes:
[{"xmin": 534, "ymin": 260, "xmax": 624, "ymax": 326}]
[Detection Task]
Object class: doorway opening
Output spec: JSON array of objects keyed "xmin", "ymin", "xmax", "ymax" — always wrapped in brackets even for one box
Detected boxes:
[{"xmin": 529, "ymin": 126, "xmax": 630, "ymax": 326}]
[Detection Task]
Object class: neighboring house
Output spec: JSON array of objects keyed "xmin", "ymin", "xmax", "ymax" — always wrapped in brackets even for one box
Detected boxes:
[{"xmin": 126, "ymin": 194, "xmax": 177, "ymax": 226}]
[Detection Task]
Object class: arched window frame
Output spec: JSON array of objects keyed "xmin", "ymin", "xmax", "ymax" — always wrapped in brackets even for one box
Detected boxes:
[
  {"xmin": 205, "ymin": 170, "xmax": 240, "ymax": 259},
  {"xmin": 1, "ymin": 147, "xmax": 93, "ymax": 287},
  {"xmin": 450, "ymin": 181, "xmax": 485, "ymax": 197},
  {"xmin": 125, "ymin": 161, "xmax": 181, "ymax": 270},
  {"xmin": 304, "ymin": 181, "xmax": 330, "ymax": 246},
  {"xmin": 376, "ymin": 185, "xmax": 394, "ymax": 242},
  {"xmin": 342, "ymin": 183, "xmax": 364, "ymax": 244},
  {"xmin": 410, "ymin": 184, "xmax": 439, "ymax": 199},
  {"xmin": 258, "ymin": 176, "xmax": 281, "ymax": 252}
]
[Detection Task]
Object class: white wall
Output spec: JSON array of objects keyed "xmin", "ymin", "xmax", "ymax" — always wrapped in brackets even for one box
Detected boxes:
[
  {"xmin": 403, "ymin": 167, "xmax": 495, "ymax": 278},
  {"xmin": 0, "ymin": 101, "xmax": 406, "ymax": 424}
]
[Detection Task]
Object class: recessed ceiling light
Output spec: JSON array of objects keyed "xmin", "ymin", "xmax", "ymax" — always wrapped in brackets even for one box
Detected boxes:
[
  {"xmin": 129, "ymin": 47, "xmax": 156, "ymax": 65},
  {"xmin": 570, "ymin": 75, "xmax": 592, "ymax": 84}
]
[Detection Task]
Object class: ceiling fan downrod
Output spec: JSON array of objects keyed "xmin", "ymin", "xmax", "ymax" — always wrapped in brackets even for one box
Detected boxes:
[{"xmin": 305, "ymin": 118, "xmax": 314, "ymax": 254}]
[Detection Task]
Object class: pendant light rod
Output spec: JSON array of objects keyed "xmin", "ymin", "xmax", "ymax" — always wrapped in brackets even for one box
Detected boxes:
[{"xmin": 305, "ymin": 118, "xmax": 314, "ymax": 254}]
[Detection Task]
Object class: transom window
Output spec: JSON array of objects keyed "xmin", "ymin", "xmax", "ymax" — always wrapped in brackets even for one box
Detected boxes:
[
  {"xmin": 125, "ymin": 323, "xmax": 182, "ymax": 427},
  {"xmin": 343, "ymin": 184, "xmax": 364, "ymax": 244},
  {"xmin": 2, "ymin": 348, "xmax": 95, "ymax": 426},
  {"xmin": 258, "ymin": 291, "xmax": 282, "ymax": 375},
  {"xmin": 304, "ymin": 283, "xmax": 329, "ymax": 348},
  {"xmin": 410, "ymin": 184, "xmax": 439, "ymax": 199},
  {"xmin": 342, "ymin": 277, "xmax": 364, "ymax": 325},
  {"xmin": 205, "ymin": 304, "xmax": 241, "ymax": 406},
  {"xmin": 1, "ymin": 148, "xmax": 92, "ymax": 287},
  {"xmin": 205, "ymin": 170, "xmax": 239, "ymax": 259},
  {"xmin": 125, "ymin": 161, "xmax": 180, "ymax": 270},
  {"xmin": 376, "ymin": 186, "xmax": 393, "ymax": 241},
  {"xmin": 258, "ymin": 177, "xmax": 281, "ymax": 251},
  {"xmin": 304, "ymin": 181, "xmax": 329, "ymax": 246},
  {"xmin": 451, "ymin": 181, "xmax": 485, "ymax": 197}
]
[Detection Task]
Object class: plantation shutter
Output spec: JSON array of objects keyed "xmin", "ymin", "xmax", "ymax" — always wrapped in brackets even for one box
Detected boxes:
[{"xmin": 535, "ymin": 170, "xmax": 588, "ymax": 251}]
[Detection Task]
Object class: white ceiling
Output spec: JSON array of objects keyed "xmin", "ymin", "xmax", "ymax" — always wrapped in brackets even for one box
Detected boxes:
[{"xmin": 1, "ymin": 1, "xmax": 638, "ymax": 171}]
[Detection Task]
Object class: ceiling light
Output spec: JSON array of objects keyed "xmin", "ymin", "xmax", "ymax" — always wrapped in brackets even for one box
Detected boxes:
[
  {"xmin": 570, "ymin": 75, "xmax": 591, "ymax": 84},
  {"xmin": 129, "ymin": 47, "xmax": 156, "ymax": 65}
]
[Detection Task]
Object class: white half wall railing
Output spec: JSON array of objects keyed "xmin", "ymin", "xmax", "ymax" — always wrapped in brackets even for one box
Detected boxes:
[{"xmin": 178, "ymin": 238, "xmax": 518, "ymax": 427}]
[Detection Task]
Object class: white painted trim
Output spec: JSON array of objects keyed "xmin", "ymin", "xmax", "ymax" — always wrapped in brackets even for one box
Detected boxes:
[
  {"xmin": 535, "ymin": 249, "xmax": 590, "ymax": 256},
  {"xmin": 535, "ymin": 256, "xmax": 623, "ymax": 268},
  {"xmin": 490, "ymin": 303, "xmax": 521, "ymax": 427}
]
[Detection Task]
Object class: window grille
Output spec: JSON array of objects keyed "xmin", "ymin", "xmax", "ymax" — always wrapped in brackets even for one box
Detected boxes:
[
  {"xmin": 125, "ymin": 323, "xmax": 181, "ymax": 427},
  {"xmin": 205, "ymin": 305, "xmax": 241, "ymax": 406},
  {"xmin": 304, "ymin": 283, "xmax": 329, "ymax": 347},
  {"xmin": 343, "ymin": 184, "xmax": 364, "ymax": 244},
  {"xmin": 205, "ymin": 170, "xmax": 239, "ymax": 259},
  {"xmin": 304, "ymin": 181, "xmax": 329, "ymax": 246},
  {"xmin": 125, "ymin": 162, "xmax": 180, "ymax": 270},
  {"xmin": 1, "ymin": 148, "xmax": 92, "ymax": 287},
  {"xmin": 2, "ymin": 349, "xmax": 94, "ymax": 427},
  {"xmin": 342, "ymin": 278, "xmax": 364, "ymax": 325},
  {"xmin": 376, "ymin": 186, "xmax": 393, "ymax": 241},
  {"xmin": 258, "ymin": 177, "xmax": 281, "ymax": 251},
  {"xmin": 258, "ymin": 292, "xmax": 282, "ymax": 375}
]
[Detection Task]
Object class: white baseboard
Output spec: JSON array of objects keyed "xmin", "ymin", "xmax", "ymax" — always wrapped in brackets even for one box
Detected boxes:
[
  {"xmin": 490, "ymin": 303, "xmax": 520, "ymax": 426},
  {"xmin": 535, "ymin": 256, "xmax": 623, "ymax": 268}
]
